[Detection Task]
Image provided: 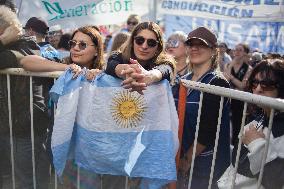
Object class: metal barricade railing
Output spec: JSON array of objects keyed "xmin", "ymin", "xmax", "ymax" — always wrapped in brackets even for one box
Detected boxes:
[
  {"xmin": 0, "ymin": 68, "xmax": 62, "ymax": 189},
  {"xmin": 181, "ymin": 79, "xmax": 284, "ymax": 189},
  {"xmin": 1, "ymin": 68, "xmax": 284, "ymax": 189}
]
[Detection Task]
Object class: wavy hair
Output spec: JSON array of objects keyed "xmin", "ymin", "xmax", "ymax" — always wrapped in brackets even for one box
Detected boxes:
[
  {"xmin": 247, "ymin": 59, "xmax": 284, "ymax": 99},
  {"xmin": 69, "ymin": 25, "xmax": 104, "ymax": 69}
]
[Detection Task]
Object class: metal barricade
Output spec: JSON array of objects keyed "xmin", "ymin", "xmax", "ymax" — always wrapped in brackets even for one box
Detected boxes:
[{"xmin": 1, "ymin": 68, "xmax": 284, "ymax": 189}]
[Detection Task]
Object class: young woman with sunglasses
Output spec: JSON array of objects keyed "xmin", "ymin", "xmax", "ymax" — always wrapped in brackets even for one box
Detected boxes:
[
  {"xmin": 224, "ymin": 43, "xmax": 253, "ymax": 146},
  {"xmin": 20, "ymin": 25, "xmax": 104, "ymax": 80},
  {"xmin": 230, "ymin": 59, "xmax": 284, "ymax": 189},
  {"xmin": 105, "ymin": 21, "xmax": 176, "ymax": 94},
  {"xmin": 21, "ymin": 25, "xmax": 105, "ymax": 188},
  {"xmin": 175, "ymin": 27, "xmax": 231, "ymax": 189},
  {"xmin": 165, "ymin": 31, "xmax": 189, "ymax": 86}
]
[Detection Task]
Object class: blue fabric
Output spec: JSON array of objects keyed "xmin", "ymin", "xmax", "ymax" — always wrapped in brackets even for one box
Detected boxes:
[
  {"xmin": 50, "ymin": 69, "xmax": 179, "ymax": 189},
  {"xmin": 40, "ymin": 43, "xmax": 61, "ymax": 61}
]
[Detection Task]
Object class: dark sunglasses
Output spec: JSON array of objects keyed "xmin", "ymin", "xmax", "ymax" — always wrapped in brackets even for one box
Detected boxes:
[
  {"xmin": 68, "ymin": 40, "xmax": 95, "ymax": 50},
  {"xmin": 166, "ymin": 39, "xmax": 179, "ymax": 49},
  {"xmin": 127, "ymin": 21, "xmax": 138, "ymax": 26},
  {"xmin": 134, "ymin": 36, "xmax": 158, "ymax": 48},
  {"xmin": 218, "ymin": 45, "xmax": 226, "ymax": 48},
  {"xmin": 251, "ymin": 79, "xmax": 278, "ymax": 91},
  {"xmin": 185, "ymin": 40, "xmax": 210, "ymax": 48}
]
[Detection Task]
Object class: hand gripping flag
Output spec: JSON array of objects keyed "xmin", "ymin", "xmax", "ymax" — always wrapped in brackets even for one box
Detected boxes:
[{"xmin": 50, "ymin": 69, "xmax": 179, "ymax": 189}]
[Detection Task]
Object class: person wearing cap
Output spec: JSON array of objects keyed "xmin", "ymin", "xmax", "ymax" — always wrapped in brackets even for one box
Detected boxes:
[
  {"xmin": 24, "ymin": 17, "xmax": 61, "ymax": 62},
  {"xmin": 174, "ymin": 27, "xmax": 230, "ymax": 189},
  {"xmin": 24, "ymin": 17, "xmax": 49, "ymax": 42}
]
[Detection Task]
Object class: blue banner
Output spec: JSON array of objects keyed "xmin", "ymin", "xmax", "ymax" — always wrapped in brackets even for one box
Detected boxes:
[{"xmin": 164, "ymin": 15, "xmax": 284, "ymax": 53}]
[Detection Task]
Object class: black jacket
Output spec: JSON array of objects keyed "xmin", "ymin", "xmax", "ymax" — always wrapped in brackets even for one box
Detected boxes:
[{"xmin": 0, "ymin": 37, "xmax": 50, "ymax": 137}]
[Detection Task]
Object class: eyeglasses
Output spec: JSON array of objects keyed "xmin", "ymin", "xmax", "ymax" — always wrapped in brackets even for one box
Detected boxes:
[
  {"xmin": 127, "ymin": 21, "xmax": 138, "ymax": 26},
  {"xmin": 185, "ymin": 41, "xmax": 210, "ymax": 48},
  {"xmin": 234, "ymin": 48, "xmax": 244, "ymax": 52},
  {"xmin": 251, "ymin": 79, "xmax": 278, "ymax": 91},
  {"xmin": 166, "ymin": 39, "xmax": 179, "ymax": 49},
  {"xmin": 134, "ymin": 36, "xmax": 158, "ymax": 48},
  {"xmin": 68, "ymin": 40, "xmax": 95, "ymax": 50}
]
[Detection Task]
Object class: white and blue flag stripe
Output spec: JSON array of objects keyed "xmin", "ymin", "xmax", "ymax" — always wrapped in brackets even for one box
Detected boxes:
[{"xmin": 50, "ymin": 69, "xmax": 179, "ymax": 188}]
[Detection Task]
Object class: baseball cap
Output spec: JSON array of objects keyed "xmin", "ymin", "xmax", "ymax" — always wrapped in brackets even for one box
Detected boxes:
[
  {"xmin": 23, "ymin": 17, "xmax": 49, "ymax": 35},
  {"xmin": 185, "ymin": 27, "xmax": 217, "ymax": 48}
]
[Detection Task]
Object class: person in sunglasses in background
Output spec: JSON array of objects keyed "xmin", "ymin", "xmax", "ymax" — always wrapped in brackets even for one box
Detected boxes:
[
  {"xmin": 106, "ymin": 14, "xmax": 141, "ymax": 54},
  {"xmin": 21, "ymin": 25, "xmax": 104, "ymax": 79},
  {"xmin": 165, "ymin": 31, "xmax": 189, "ymax": 87},
  {"xmin": 105, "ymin": 21, "xmax": 176, "ymax": 94},
  {"xmin": 175, "ymin": 27, "xmax": 231, "ymax": 189},
  {"xmin": 230, "ymin": 59, "xmax": 284, "ymax": 189}
]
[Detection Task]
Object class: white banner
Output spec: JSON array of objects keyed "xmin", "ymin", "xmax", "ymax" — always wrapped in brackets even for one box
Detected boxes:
[
  {"xmin": 158, "ymin": 0, "xmax": 284, "ymax": 22},
  {"xmin": 18, "ymin": 0, "xmax": 150, "ymax": 29}
]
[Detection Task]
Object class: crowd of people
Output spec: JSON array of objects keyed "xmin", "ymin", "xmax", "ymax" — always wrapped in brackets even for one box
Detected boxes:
[{"xmin": 0, "ymin": 1, "xmax": 284, "ymax": 189}]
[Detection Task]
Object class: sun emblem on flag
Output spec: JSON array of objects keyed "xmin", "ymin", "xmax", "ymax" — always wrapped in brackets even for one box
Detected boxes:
[{"xmin": 110, "ymin": 90, "xmax": 147, "ymax": 128}]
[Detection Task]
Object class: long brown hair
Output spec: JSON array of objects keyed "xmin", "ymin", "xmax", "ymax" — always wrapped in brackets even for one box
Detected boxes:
[
  {"xmin": 69, "ymin": 25, "xmax": 104, "ymax": 69},
  {"xmin": 120, "ymin": 22, "xmax": 168, "ymax": 65}
]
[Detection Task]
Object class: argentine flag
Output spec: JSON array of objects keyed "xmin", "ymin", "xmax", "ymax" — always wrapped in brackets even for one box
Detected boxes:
[{"xmin": 50, "ymin": 69, "xmax": 179, "ymax": 188}]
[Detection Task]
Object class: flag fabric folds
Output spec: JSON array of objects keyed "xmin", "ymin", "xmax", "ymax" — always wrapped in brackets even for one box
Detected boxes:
[{"xmin": 50, "ymin": 69, "xmax": 179, "ymax": 188}]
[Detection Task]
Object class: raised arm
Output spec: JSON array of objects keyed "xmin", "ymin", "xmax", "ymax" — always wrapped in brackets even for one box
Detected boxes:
[{"xmin": 20, "ymin": 55, "xmax": 69, "ymax": 72}]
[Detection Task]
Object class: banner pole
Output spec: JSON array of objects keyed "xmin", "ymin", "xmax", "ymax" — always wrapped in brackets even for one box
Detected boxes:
[{"xmin": 17, "ymin": 0, "xmax": 23, "ymax": 16}]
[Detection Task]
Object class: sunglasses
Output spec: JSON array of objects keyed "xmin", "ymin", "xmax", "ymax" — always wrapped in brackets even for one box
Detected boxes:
[
  {"xmin": 251, "ymin": 79, "xmax": 278, "ymax": 91},
  {"xmin": 185, "ymin": 41, "xmax": 210, "ymax": 48},
  {"xmin": 127, "ymin": 21, "xmax": 138, "ymax": 26},
  {"xmin": 68, "ymin": 40, "xmax": 95, "ymax": 50},
  {"xmin": 134, "ymin": 36, "xmax": 158, "ymax": 48},
  {"xmin": 166, "ymin": 39, "xmax": 179, "ymax": 49}
]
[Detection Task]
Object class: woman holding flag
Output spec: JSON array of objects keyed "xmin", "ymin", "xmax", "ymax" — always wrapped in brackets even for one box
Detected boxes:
[
  {"xmin": 105, "ymin": 21, "xmax": 176, "ymax": 94},
  {"xmin": 174, "ymin": 27, "xmax": 231, "ymax": 189},
  {"xmin": 20, "ymin": 25, "xmax": 105, "ymax": 188}
]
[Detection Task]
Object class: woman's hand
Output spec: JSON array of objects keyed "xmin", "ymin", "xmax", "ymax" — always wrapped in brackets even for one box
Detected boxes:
[
  {"xmin": 70, "ymin": 64, "xmax": 83, "ymax": 79},
  {"xmin": 243, "ymin": 125, "xmax": 265, "ymax": 145},
  {"xmin": 121, "ymin": 59, "xmax": 147, "ymax": 94},
  {"xmin": 223, "ymin": 65, "xmax": 233, "ymax": 81},
  {"xmin": 86, "ymin": 69, "xmax": 102, "ymax": 81},
  {"xmin": 119, "ymin": 58, "xmax": 163, "ymax": 94},
  {"xmin": 178, "ymin": 156, "xmax": 191, "ymax": 177}
]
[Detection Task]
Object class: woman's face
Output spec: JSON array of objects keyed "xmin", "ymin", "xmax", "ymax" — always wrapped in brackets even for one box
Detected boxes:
[
  {"xmin": 234, "ymin": 44, "xmax": 246, "ymax": 58},
  {"xmin": 252, "ymin": 73, "xmax": 278, "ymax": 98},
  {"xmin": 70, "ymin": 31, "xmax": 98, "ymax": 68},
  {"xmin": 166, "ymin": 37, "xmax": 187, "ymax": 60},
  {"xmin": 187, "ymin": 39, "xmax": 213, "ymax": 65},
  {"xmin": 133, "ymin": 29, "xmax": 158, "ymax": 61}
]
